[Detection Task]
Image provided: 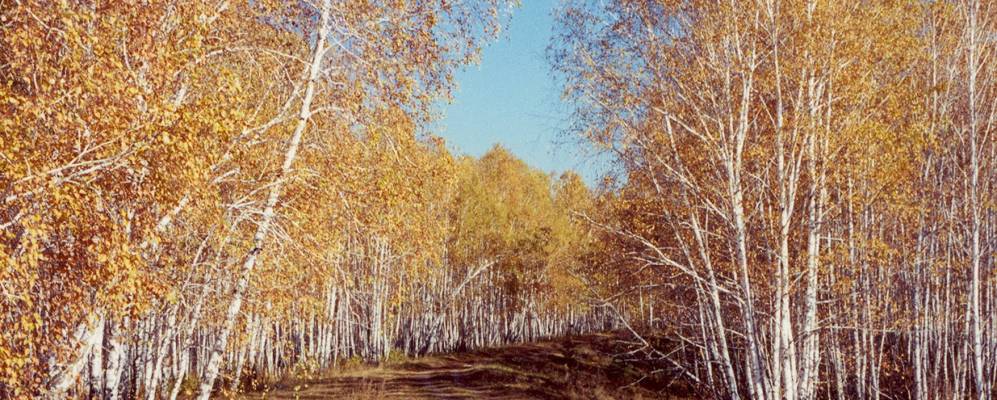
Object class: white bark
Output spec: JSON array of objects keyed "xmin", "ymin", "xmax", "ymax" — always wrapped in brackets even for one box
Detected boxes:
[
  {"xmin": 965, "ymin": 3, "xmax": 987, "ymax": 399},
  {"xmin": 195, "ymin": 1, "xmax": 332, "ymax": 397},
  {"xmin": 49, "ymin": 314, "xmax": 105, "ymax": 399},
  {"xmin": 103, "ymin": 319, "xmax": 127, "ymax": 400}
]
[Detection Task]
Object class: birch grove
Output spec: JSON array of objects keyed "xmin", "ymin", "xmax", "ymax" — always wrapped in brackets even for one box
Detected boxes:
[
  {"xmin": 2, "ymin": 1, "xmax": 618, "ymax": 398},
  {"xmin": 4, "ymin": 0, "xmax": 997, "ymax": 399},
  {"xmin": 553, "ymin": 0, "xmax": 996, "ymax": 399}
]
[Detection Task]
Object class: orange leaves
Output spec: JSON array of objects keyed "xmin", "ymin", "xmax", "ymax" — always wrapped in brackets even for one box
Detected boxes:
[
  {"xmin": 0, "ymin": 0, "xmax": 236, "ymax": 393},
  {"xmin": 2, "ymin": 0, "xmax": 518, "ymax": 395}
]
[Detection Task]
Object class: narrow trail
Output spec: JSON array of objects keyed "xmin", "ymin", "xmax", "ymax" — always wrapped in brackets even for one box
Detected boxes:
[{"xmin": 238, "ymin": 332, "xmax": 695, "ymax": 399}]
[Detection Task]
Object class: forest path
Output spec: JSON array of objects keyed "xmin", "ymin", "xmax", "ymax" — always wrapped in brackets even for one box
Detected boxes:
[{"xmin": 237, "ymin": 332, "xmax": 695, "ymax": 399}]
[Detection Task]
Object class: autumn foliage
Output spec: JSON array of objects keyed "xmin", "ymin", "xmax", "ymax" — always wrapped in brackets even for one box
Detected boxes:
[
  {"xmin": 554, "ymin": 0, "xmax": 996, "ymax": 399},
  {"xmin": 0, "ymin": 0, "xmax": 611, "ymax": 398},
  {"xmin": 5, "ymin": 0, "xmax": 996, "ymax": 399}
]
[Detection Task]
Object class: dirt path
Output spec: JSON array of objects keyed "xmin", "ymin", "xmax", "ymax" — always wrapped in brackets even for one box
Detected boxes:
[{"xmin": 238, "ymin": 333, "xmax": 695, "ymax": 399}]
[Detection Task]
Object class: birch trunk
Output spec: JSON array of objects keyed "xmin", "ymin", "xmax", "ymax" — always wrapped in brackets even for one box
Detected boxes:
[
  {"xmin": 195, "ymin": 2, "xmax": 332, "ymax": 397},
  {"xmin": 50, "ymin": 314, "xmax": 105, "ymax": 399},
  {"xmin": 965, "ymin": 3, "xmax": 987, "ymax": 398}
]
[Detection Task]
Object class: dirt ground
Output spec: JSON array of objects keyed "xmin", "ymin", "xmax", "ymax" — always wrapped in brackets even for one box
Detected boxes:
[{"xmin": 236, "ymin": 332, "xmax": 697, "ymax": 399}]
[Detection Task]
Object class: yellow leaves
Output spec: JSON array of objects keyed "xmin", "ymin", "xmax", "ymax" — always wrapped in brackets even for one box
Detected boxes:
[
  {"xmin": 17, "ymin": 313, "xmax": 43, "ymax": 333},
  {"xmin": 446, "ymin": 145, "xmax": 592, "ymax": 298},
  {"xmin": 0, "ymin": 0, "xmax": 514, "ymax": 395}
]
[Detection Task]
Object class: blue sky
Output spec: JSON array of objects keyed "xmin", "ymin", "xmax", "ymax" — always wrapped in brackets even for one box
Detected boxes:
[{"xmin": 433, "ymin": 1, "xmax": 606, "ymax": 185}]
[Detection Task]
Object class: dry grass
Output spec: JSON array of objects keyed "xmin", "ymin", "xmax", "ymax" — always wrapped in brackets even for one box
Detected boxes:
[{"xmin": 235, "ymin": 332, "xmax": 696, "ymax": 399}]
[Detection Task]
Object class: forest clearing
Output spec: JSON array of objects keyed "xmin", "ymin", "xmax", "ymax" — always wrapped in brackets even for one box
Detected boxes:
[{"xmin": 2, "ymin": 0, "xmax": 996, "ymax": 399}]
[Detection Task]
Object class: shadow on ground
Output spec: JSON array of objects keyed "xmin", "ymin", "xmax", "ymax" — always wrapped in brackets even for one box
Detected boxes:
[{"xmin": 238, "ymin": 332, "xmax": 696, "ymax": 399}]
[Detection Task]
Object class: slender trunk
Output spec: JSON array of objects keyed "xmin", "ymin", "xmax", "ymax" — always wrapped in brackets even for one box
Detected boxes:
[
  {"xmin": 966, "ymin": 3, "xmax": 986, "ymax": 398},
  {"xmin": 195, "ymin": 3, "xmax": 332, "ymax": 397}
]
